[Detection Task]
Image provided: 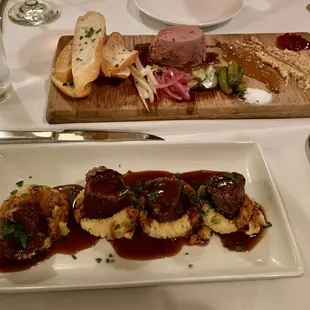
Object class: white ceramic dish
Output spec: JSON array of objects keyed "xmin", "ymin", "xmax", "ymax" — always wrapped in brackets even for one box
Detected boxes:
[
  {"xmin": 0, "ymin": 141, "xmax": 303, "ymax": 293},
  {"xmin": 134, "ymin": 0, "xmax": 243, "ymax": 27}
]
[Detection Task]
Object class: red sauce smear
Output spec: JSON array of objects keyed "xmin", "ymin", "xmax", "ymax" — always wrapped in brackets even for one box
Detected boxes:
[{"xmin": 276, "ymin": 33, "xmax": 310, "ymax": 51}]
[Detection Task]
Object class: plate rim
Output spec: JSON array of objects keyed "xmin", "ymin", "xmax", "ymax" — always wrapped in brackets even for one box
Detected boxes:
[
  {"xmin": 0, "ymin": 140, "xmax": 304, "ymax": 293},
  {"xmin": 133, "ymin": 0, "xmax": 244, "ymax": 27}
]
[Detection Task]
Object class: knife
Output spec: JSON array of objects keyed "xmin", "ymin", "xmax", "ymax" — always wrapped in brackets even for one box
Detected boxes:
[{"xmin": 0, "ymin": 130, "xmax": 165, "ymax": 143}]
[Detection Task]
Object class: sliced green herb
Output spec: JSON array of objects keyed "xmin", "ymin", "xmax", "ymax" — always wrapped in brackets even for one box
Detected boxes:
[
  {"xmin": 96, "ymin": 28, "xmax": 102, "ymax": 34},
  {"xmin": 115, "ymin": 224, "xmax": 121, "ymax": 230},
  {"xmin": 235, "ymin": 245, "xmax": 243, "ymax": 252},
  {"xmin": 117, "ymin": 188, "xmax": 129, "ymax": 197},
  {"xmin": 127, "ymin": 170, "xmax": 132, "ymax": 174},
  {"xmin": 85, "ymin": 27, "xmax": 95, "ymax": 38},
  {"xmin": 0, "ymin": 220, "xmax": 28, "ymax": 249},
  {"xmin": 62, "ymin": 82, "xmax": 68, "ymax": 86},
  {"xmin": 80, "ymin": 36, "xmax": 83, "ymax": 40},
  {"xmin": 32, "ymin": 185, "xmax": 41, "ymax": 191},
  {"xmin": 185, "ymin": 252, "xmax": 189, "ymax": 255},
  {"xmin": 114, "ymin": 64, "xmax": 119, "ymax": 68},
  {"xmin": 105, "ymin": 258, "xmax": 110, "ymax": 263},
  {"xmin": 16, "ymin": 180, "xmax": 24, "ymax": 187},
  {"xmin": 188, "ymin": 264, "xmax": 194, "ymax": 268},
  {"xmin": 95, "ymin": 258, "xmax": 102, "ymax": 263},
  {"xmin": 144, "ymin": 180, "xmax": 153, "ymax": 188},
  {"xmin": 186, "ymin": 194, "xmax": 199, "ymax": 205},
  {"xmin": 266, "ymin": 222, "xmax": 272, "ymax": 228},
  {"xmin": 147, "ymin": 192, "xmax": 162, "ymax": 201},
  {"xmin": 69, "ymin": 81, "xmax": 74, "ymax": 87},
  {"xmin": 198, "ymin": 207, "xmax": 208, "ymax": 217},
  {"xmin": 109, "ymin": 253, "xmax": 113, "ymax": 258},
  {"xmin": 71, "ymin": 255, "xmax": 77, "ymax": 260},
  {"xmin": 80, "ymin": 48, "xmax": 83, "ymax": 52},
  {"xmin": 29, "ymin": 176, "xmax": 32, "ymax": 179},
  {"xmin": 222, "ymin": 172, "xmax": 240, "ymax": 183},
  {"xmin": 174, "ymin": 172, "xmax": 181, "ymax": 179},
  {"xmin": 10, "ymin": 189, "xmax": 18, "ymax": 196},
  {"xmin": 21, "ymin": 193, "xmax": 27, "ymax": 197},
  {"xmin": 211, "ymin": 216, "xmax": 219, "ymax": 224}
]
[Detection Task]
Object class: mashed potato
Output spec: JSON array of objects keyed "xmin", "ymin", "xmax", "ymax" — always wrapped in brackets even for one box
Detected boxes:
[
  {"xmin": 139, "ymin": 209, "xmax": 199, "ymax": 239},
  {"xmin": 0, "ymin": 185, "xmax": 70, "ymax": 259},
  {"xmin": 201, "ymin": 195, "xmax": 267, "ymax": 235},
  {"xmin": 74, "ymin": 190, "xmax": 138, "ymax": 240}
]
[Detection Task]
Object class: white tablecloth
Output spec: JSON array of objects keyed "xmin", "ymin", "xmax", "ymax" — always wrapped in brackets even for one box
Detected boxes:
[{"xmin": 1, "ymin": 0, "xmax": 310, "ymax": 308}]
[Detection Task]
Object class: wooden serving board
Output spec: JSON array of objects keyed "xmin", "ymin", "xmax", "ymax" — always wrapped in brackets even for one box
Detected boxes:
[{"xmin": 46, "ymin": 33, "xmax": 310, "ymax": 124}]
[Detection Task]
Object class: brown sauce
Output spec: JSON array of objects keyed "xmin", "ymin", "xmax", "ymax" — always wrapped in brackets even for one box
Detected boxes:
[
  {"xmin": 0, "ymin": 185, "xmax": 99, "ymax": 273},
  {"xmin": 219, "ymin": 229, "xmax": 266, "ymax": 252},
  {"xmin": 219, "ymin": 42, "xmax": 281, "ymax": 93},
  {"xmin": 111, "ymin": 226, "xmax": 184, "ymax": 260},
  {"xmin": 277, "ymin": 33, "xmax": 310, "ymax": 51}
]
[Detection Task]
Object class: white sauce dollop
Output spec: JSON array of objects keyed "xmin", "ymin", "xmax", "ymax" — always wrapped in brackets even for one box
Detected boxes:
[{"xmin": 242, "ymin": 88, "xmax": 272, "ymax": 105}]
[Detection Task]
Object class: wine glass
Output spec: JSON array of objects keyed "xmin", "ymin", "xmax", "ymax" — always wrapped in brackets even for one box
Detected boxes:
[{"xmin": 8, "ymin": 0, "xmax": 60, "ymax": 26}]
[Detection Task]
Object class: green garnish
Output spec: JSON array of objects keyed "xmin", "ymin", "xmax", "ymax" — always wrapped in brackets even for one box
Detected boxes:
[
  {"xmin": 69, "ymin": 81, "xmax": 74, "ymax": 87},
  {"xmin": 198, "ymin": 207, "xmax": 208, "ymax": 217},
  {"xmin": 29, "ymin": 176, "xmax": 32, "ymax": 179},
  {"xmin": 186, "ymin": 194, "xmax": 199, "ymax": 205},
  {"xmin": 222, "ymin": 172, "xmax": 240, "ymax": 183},
  {"xmin": 115, "ymin": 224, "xmax": 121, "ymax": 230},
  {"xmin": 0, "ymin": 220, "xmax": 28, "ymax": 249},
  {"xmin": 235, "ymin": 245, "xmax": 243, "ymax": 252},
  {"xmin": 117, "ymin": 188, "xmax": 129, "ymax": 197},
  {"xmin": 62, "ymin": 82, "xmax": 68, "ymax": 86},
  {"xmin": 32, "ymin": 185, "xmax": 41, "ymax": 191},
  {"xmin": 144, "ymin": 180, "xmax": 153, "ymax": 188},
  {"xmin": 95, "ymin": 258, "xmax": 102, "ymax": 263},
  {"xmin": 114, "ymin": 64, "xmax": 119, "ymax": 68},
  {"xmin": 80, "ymin": 36, "xmax": 83, "ymax": 40},
  {"xmin": 76, "ymin": 58, "xmax": 80, "ymax": 61},
  {"xmin": 96, "ymin": 28, "xmax": 102, "ymax": 34},
  {"xmin": 85, "ymin": 27, "xmax": 95, "ymax": 38},
  {"xmin": 109, "ymin": 254, "xmax": 113, "ymax": 258},
  {"xmin": 147, "ymin": 192, "xmax": 162, "ymax": 201},
  {"xmin": 185, "ymin": 252, "xmax": 189, "ymax": 255},
  {"xmin": 174, "ymin": 173, "xmax": 181, "ymax": 179},
  {"xmin": 127, "ymin": 170, "xmax": 132, "ymax": 174},
  {"xmin": 71, "ymin": 255, "xmax": 77, "ymax": 260},
  {"xmin": 211, "ymin": 216, "xmax": 219, "ymax": 224},
  {"xmin": 105, "ymin": 258, "xmax": 110, "ymax": 263},
  {"xmin": 188, "ymin": 264, "xmax": 194, "ymax": 268},
  {"xmin": 21, "ymin": 193, "xmax": 27, "ymax": 197},
  {"xmin": 16, "ymin": 180, "xmax": 24, "ymax": 187},
  {"xmin": 10, "ymin": 189, "xmax": 18, "ymax": 196},
  {"xmin": 266, "ymin": 222, "xmax": 272, "ymax": 228}
]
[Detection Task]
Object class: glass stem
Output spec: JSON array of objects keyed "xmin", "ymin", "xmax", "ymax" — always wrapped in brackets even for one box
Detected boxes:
[{"xmin": 25, "ymin": 0, "xmax": 39, "ymax": 6}]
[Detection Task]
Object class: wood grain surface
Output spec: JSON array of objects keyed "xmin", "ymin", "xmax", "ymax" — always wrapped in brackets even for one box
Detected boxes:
[{"xmin": 46, "ymin": 34, "xmax": 310, "ymax": 124}]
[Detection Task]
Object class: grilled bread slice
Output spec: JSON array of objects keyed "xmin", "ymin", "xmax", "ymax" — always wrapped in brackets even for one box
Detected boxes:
[
  {"xmin": 72, "ymin": 11, "xmax": 106, "ymax": 92},
  {"xmin": 54, "ymin": 39, "xmax": 73, "ymax": 82},
  {"xmin": 101, "ymin": 32, "xmax": 138, "ymax": 77}
]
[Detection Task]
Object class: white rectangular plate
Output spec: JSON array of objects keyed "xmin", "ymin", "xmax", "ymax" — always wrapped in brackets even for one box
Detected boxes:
[{"xmin": 0, "ymin": 141, "xmax": 303, "ymax": 292}]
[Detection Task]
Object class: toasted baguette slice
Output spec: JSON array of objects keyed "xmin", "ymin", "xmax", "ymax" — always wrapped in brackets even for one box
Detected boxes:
[
  {"xmin": 55, "ymin": 39, "xmax": 73, "ymax": 82},
  {"xmin": 72, "ymin": 11, "xmax": 106, "ymax": 92},
  {"xmin": 101, "ymin": 32, "xmax": 138, "ymax": 77},
  {"xmin": 51, "ymin": 75, "xmax": 92, "ymax": 98}
]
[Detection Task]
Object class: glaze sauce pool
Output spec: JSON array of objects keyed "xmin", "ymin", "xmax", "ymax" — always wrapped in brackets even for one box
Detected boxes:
[{"xmin": 0, "ymin": 185, "xmax": 99, "ymax": 273}]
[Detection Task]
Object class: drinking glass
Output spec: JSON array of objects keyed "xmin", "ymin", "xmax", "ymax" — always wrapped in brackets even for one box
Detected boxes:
[
  {"xmin": 8, "ymin": 0, "xmax": 60, "ymax": 26},
  {"xmin": 0, "ymin": 32, "xmax": 12, "ymax": 107}
]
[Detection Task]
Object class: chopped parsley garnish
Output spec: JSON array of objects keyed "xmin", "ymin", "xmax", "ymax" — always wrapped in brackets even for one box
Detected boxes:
[
  {"xmin": 69, "ymin": 81, "xmax": 74, "ymax": 87},
  {"xmin": 85, "ymin": 27, "xmax": 95, "ymax": 38},
  {"xmin": 115, "ymin": 224, "xmax": 121, "ymax": 230},
  {"xmin": 76, "ymin": 58, "xmax": 80, "ymax": 61},
  {"xmin": 114, "ymin": 64, "xmax": 119, "ymax": 68},
  {"xmin": 188, "ymin": 264, "xmax": 194, "ymax": 268},
  {"xmin": 71, "ymin": 255, "xmax": 77, "ymax": 260},
  {"xmin": 21, "ymin": 193, "xmax": 27, "ymax": 197},
  {"xmin": 117, "ymin": 188, "xmax": 129, "ymax": 197},
  {"xmin": 109, "ymin": 253, "xmax": 113, "ymax": 258},
  {"xmin": 210, "ymin": 216, "xmax": 219, "ymax": 224},
  {"xmin": 235, "ymin": 245, "xmax": 243, "ymax": 252},
  {"xmin": 0, "ymin": 220, "xmax": 28, "ymax": 249},
  {"xmin": 105, "ymin": 258, "xmax": 110, "ymax": 263},
  {"xmin": 80, "ymin": 48, "xmax": 83, "ymax": 52},
  {"xmin": 127, "ymin": 170, "xmax": 132, "ymax": 174},
  {"xmin": 144, "ymin": 180, "xmax": 153, "ymax": 188},
  {"xmin": 85, "ymin": 42, "xmax": 88, "ymax": 44},
  {"xmin": 185, "ymin": 252, "xmax": 189, "ymax": 255},
  {"xmin": 62, "ymin": 82, "xmax": 68, "ymax": 86},
  {"xmin": 29, "ymin": 176, "xmax": 32, "ymax": 179},
  {"xmin": 185, "ymin": 194, "xmax": 199, "ymax": 205},
  {"xmin": 174, "ymin": 173, "xmax": 181, "ymax": 179},
  {"xmin": 10, "ymin": 189, "xmax": 18, "ymax": 196},
  {"xmin": 96, "ymin": 28, "xmax": 102, "ymax": 34},
  {"xmin": 95, "ymin": 258, "xmax": 102, "ymax": 263},
  {"xmin": 91, "ymin": 39, "xmax": 96, "ymax": 42},
  {"xmin": 222, "ymin": 172, "xmax": 240, "ymax": 183},
  {"xmin": 32, "ymin": 185, "xmax": 41, "ymax": 191},
  {"xmin": 198, "ymin": 207, "xmax": 208, "ymax": 217},
  {"xmin": 16, "ymin": 180, "xmax": 24, "ymax": 187},
  {"xmin": 80, "ymin": 36, "xmax": 83, "ymax": 40},
  {"xmin": 266, "ymin": 222, "xmax": 272, "ymax": 228},
  {"xmin": 147, "ymin": 192, "xmax": 162, "ymax": 201}
]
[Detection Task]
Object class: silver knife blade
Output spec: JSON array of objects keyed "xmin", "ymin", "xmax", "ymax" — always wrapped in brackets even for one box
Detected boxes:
[{"xmin": 0, "ymin": 130, "xmax": 165, "ymax": 143}]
